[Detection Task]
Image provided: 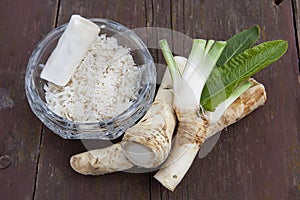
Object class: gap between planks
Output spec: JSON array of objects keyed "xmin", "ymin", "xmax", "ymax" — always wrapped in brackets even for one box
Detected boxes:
[
  {"xmin": 292, "ymin": 0, "xmax": 300, "ymax": 67},
  {"xmin": 32, "ymin": 1, "xmax": 61, "ymax": 199}
]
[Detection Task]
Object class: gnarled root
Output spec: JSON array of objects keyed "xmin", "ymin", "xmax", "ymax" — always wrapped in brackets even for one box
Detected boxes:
[
  {"xmin": 154, "ymin": 78, "xmax": 266, "ymax": 191},
  {"xmin": 70, "ymin": 142, "xmax": 133, "ymax": 175}
]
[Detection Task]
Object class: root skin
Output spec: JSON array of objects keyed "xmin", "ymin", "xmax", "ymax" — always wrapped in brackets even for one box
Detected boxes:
[{"xmin": 70, "ymin": 142, "xmax": 133, "ymax": 175}]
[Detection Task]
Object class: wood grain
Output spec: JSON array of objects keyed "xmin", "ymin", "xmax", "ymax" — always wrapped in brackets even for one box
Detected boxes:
[
  {"xmin": 292, "ymin": 0, "xmax": 300, "ymax": 58},
  {"xmin": 143, "ymin": 1, "xmax": 177, "ymax": 199},
  {"xmin": 0, "ymin": 0, "xmax": 58, "ymax": 199}
]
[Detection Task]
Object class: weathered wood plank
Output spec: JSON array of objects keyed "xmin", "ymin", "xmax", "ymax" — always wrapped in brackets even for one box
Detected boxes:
[
  {"xmin": 292, "ymin": 0, "xmax": 300, "ymax": 58},
  {"xmin": 57, "ymin": 0, "xmax": 146, "ymax": 28},
  {"xmin": 157, "ymin": 0, "xmax": 300, "ymax": 199},
  {"xmin": 33, "ymin": 1, "xmax": 150, "ymax": 200},
  {"xmin": 0, "ymin": 0, "xmax": 58, "ymax": 199},
  {"xmin": 145, "ymin": 0, "xmax": 173, "ymax": 83},
  {"xmin": 34, "ymin": 133, "xmax": 150, "ymax": 200},
  {"xmin": 143, "ymin": 1, "xmax": 174, "ymax": 199}
]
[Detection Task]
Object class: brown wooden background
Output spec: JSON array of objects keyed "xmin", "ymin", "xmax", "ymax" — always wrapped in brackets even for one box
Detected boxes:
[{"xmin": 0, "ymin": 0, "xmax": 299, "ymax": 199}]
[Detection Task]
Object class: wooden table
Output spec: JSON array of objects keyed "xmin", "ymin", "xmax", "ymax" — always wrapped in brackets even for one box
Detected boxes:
[{"xmin": 0, "ymin": 0, "xmax": 299, "ymax": 199}]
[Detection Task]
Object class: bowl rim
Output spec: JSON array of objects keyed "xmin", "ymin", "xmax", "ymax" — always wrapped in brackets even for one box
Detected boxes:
[{"xmin": 25, "ymin": 18, "xmax": 156, "ymax": 128}]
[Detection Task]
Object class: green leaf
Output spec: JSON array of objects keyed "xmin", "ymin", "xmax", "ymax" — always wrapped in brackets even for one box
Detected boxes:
[
  {"xmin": 201, "ymin": 40, "xmax": 288, "ymax": 111},
  {"xmin": 207, "ymin": 80, "xmax": 253, "ymax": 124},
  {"xmin": 216, "ymin": 25, "xmax": 260, "ymax": 66}
]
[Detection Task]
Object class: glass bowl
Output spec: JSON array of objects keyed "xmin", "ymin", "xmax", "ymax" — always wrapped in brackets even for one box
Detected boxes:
[{"xmin": 25, "ymin": 18, "xmax": 156, "ymax": 140}]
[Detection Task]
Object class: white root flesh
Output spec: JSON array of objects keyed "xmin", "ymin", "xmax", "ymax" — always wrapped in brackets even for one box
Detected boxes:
[
  {"xmin": 154, "ymin": 79, "xmax": 267, "ymax": 191},
  {"xmin": 40, "ymin": 15, "xmax": 100, "ymax": 86}
]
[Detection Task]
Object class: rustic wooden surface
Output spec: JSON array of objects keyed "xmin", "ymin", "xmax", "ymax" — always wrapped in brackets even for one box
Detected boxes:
[
  {"xmin": 0, "ymin": 1, "xmax": 58, "ymax": 199},
  {"xmin": 293, "ymin": 0, "xmax": 300, "ymax": 58},
  {"xmin": 0, "ymin": 0, "xmax": 299, "ymax": 199}
]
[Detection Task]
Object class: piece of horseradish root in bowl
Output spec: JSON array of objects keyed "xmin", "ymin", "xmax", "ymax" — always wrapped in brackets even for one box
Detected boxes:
[{"xmin": 25, "ymin": 15, "xmax": 156, "ymax": 139}]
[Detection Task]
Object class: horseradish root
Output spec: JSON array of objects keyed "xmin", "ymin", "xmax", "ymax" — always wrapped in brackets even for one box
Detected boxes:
[
  {"xmin": 156, "ymin": 34, "xmax": 286, "ymax": 191},
  {"xmin": 70, "ymin": 142, "xmax": 133, "ymax": 175},
  {"xmin": 154, "ymin": 40, "xmax": 225, "ymax": 191},
  {"xmin": 154, "ymin": 78, "xmax": 266, "ymax": 191},
  {"xmin": 70, "ymin": 80, "xmax": 266, "ymax": 176},
  {"xmin": 122, "ymin": 56, "xmax": 186, "ymax": 168},
  {"xmin": 206, "ymin": 78, "xmax": 266, "ymax": 138}
]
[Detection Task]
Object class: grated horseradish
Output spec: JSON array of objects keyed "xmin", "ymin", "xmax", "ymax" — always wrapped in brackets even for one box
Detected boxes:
[{"xmin": 44, "ymin": 35, "xmax": 140, "ymax": 122}]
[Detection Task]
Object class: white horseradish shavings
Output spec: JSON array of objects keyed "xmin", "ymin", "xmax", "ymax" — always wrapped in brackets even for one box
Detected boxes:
[{"xmin": 44, "ymin": 35, "xmax": 141, "ymax": 122}]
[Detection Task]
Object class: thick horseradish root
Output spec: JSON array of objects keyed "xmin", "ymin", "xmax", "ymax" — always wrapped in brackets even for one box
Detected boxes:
[
  {"xmin": 70, "ymin": 78, "xmax": 266, "ymax": 177},
  {"xmin": 121, "ymin": 57, "xmax": 186, "ymax": 168},
  {"xmin": 153, "ymin": 108, "xmax": 208, "ymax": 191},
  {"xmin": 121, "ymin": 71, "xmax": 175, "ymax": 168},
  {"xmin": 70, "ymin": 142, "xmax": 133, "ymax": 175},
  {"xmin": 154, "ymin": 39, "xmax": 225, "ymax": 191},
  {"xmin": 154, "ymin": 78, "xmax": 266, "ymax": 191}
]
